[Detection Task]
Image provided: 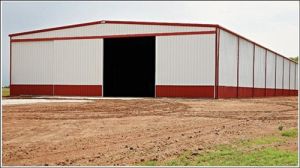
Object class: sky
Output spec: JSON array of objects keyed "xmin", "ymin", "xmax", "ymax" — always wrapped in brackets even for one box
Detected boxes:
[{"xmin": 1, "ymin": 1, "xmax": 299, "ymax": 86}]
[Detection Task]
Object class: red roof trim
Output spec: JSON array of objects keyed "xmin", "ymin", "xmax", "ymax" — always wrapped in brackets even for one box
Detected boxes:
[
  {"xmin": 11, "ymin": 31, "xmax": 216, "ymax": 42},
  {"xmin": 104, "ymin": 20, "xmax": 218, "ymax": 28},
  {"xmin": 8, "ymin": 20, "xmax": 296, "ymax": 64},
  {"xmin": 9, "ymin": 20, "xmax": 217, "ymax": 37},
  {"xmin": 9, "ymin": 20, "xmax": 103, "ymax": 37}
]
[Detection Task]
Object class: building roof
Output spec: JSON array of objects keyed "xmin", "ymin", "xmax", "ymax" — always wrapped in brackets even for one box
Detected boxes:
[{"xmin": 9, "ymin": 20, "xmax": 297, "ymax": 64}]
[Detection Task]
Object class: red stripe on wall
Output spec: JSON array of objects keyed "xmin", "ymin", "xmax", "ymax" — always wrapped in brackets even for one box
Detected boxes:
[
  {"xmin": 282, "ymin": 89, "xmax": 290, "ymax": 96},
  {"xmin": 10, "ymin": 85, "xmax": 102, "ymax": 96},
  {"xmin": 275, "ymin": 89, "xmax": 283, "ymax": 96},
  {"xmin": 266, "ymin": 88, "xmax": 276, "ymax": 96},
  {"xmin": 156, "ymin": 85, "xmax": 214, "ymax": 98},
  {"xmin": 9, "ymin": 21, "xmax": 103, "ymax": 37},
  {"xmin": 238, "ymin": 87, "xmax": 253, "ymax": 98},
  {"xmin": 54, "ymin": 85, "xmax": 102, "ymax": 96},
  {"xmin": 9, "ymin": 20, "xmax": 218, "ymax": 37},
  {"xmin": 11, "ymin": 31, "xmax": 216, "ymax": 42},
  {"xmin": 105, "ymin": 20, "xmax": 218, "ymax": 28},
  {"xmin": 10, "ymin": 85, "xmax": 53, "ymax": 96},
  {"xmin": 253, "ymin": 88, "xmax": 266, "ymax": 97},
  {"xmin": 218, "ymin": 86, "xmax": 237, "ymax": 98}
]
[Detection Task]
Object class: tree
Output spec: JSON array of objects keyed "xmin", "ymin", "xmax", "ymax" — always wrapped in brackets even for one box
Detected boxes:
[{"xmin": 289, "ymin": 56, "xmax": 298, "ymax": 63}]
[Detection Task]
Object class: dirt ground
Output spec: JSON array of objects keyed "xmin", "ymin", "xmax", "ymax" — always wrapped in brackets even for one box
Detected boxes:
[{"xmin": 2, "ymin": 96, "xmax": 298, "ymax": 166}]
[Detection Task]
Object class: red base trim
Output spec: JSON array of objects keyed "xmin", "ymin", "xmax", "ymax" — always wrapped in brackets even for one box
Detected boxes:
[
  {"xmin": 10, "ymin": 85, "xmax": 102, "ymax": 96},
  {"xmin": 275, "ymin": 89, "xmax": 283, "ymax": 96},
  {"xmin": 282, "ymin": 89, "xmax": 290, "ymax": 96},
  {"xmin": 54, "ymin": 85, "xmax": 102, "ymax": 96},
  {"xmin": 266, "ymin": 88, "xmax": 276, "ymax": 96},
  {"xmin": 238, "ymin": 87, "xmax": 253, "ymax": 98},
  {"xmin": 217, "ymin": 86, "xmax": 237, "ymax": 98},
  {"xmin": 10, "ymin": 85, "xmax": 53, "ymax": 96},
  {"xmin": 156, "ymin": 85, "xmax": 214, "ymax": 98},
  {"xmin": 253, "ymin": 88, "xmax": 265, "ymax": 97}
]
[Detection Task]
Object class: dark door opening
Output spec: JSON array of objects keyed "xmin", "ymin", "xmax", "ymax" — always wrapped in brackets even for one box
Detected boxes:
[{"xmin": 103, "ymin": 37, "xmax": 155, "ymax": 97}]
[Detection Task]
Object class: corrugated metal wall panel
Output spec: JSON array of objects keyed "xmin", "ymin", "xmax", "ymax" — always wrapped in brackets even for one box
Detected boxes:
[
  {"xmin": 53, "ymin": 39, "xmax": 102, "ymax": 85},
  {"xmin": 254, "ymin": 46, "xmax": 266, "ymax": 88},
  {"xmin": 156, "ymin": 34, "xmax": 215, "ymax": 85},
  {"xmin": 12, "ymin": 23, "xmax": 215, "ymax": 39},
  {"xmin": 283, "ymin": 59, "xmax": 290, "ymax": 89},
  {"xmin": 239, "ymin": 39, "xmax": 254, "ymax": 87},
  {"xmin": 11, "ymin": 41, "xmax": 53, "ymax": 84},
  {"xmin": 276, "ymin": 56, "xmax": 284, "ymax": 89},
  {"xmin": 289, "ymin": 62, "xmax": 295, "ymax": 90},
  {"xmin": 296, "ymin": 64, "xmax": 298, "ymax": 90},
  {"xmin": 266, "ymin": 51, "xmax": 276, "ymax": 88},
  {"xmin": 219, "ymin": 30, "xmax": 238, "ymax": 86}
]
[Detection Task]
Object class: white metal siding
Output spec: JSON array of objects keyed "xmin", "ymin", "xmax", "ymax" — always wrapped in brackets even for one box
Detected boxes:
[
  {"xmin": 11, "ymin": 41, "xmax": 53, "ymax": 84},
  {"xmin": 266, "ymin": 51, "xmax": 276, "ymax": 88},
  {"xmin": 219, "ymin": 30, "xmax": 238, "ymax": 86},
  {"xmin": 156, "ymin": 34, "xmax": 215, "ymax": 85},
  {"xmin": 296, "ymin": 64, "xmax": 298, "ymax": 90},
  {"xmin": 283, "ymin": 59, "xmax": 290, "ymax": 89},
  {"xmin": 276, "ymin": 56, "xmax": 284, "ymax": 89},
  {"xmin": 239, "ymin": 39, "xmax": 254, "ymax": 87},
  {"xmin": 289, "ymin": 62, "xmax": 295, "ymax": 90},
  {"xmin": 53, "ymin": 39, "xmax": 102, "ymax": 85},
  {"xmin": 254, "ymin": 46, "xmax": 266, "ymax": 88},
  {"xmin": 12, "ymin": 23, "xmax": 215, "ymax": 39}
]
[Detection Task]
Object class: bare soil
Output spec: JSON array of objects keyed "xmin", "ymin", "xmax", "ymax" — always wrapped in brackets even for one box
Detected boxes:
[{"xmin": 2, "ymin": 96, "xmax": 298, "ymax": 166}]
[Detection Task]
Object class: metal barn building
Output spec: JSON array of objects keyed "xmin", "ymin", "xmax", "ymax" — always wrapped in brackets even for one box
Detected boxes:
[{"xmin": 9, "ymin": 20, "xmax": 298, "ymax": 98}]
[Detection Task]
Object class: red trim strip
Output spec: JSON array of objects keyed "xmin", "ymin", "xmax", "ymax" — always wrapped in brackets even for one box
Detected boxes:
[
  {"xmin": 239, "ymin": 87, "xmax": 253, "ymax": 98},
  {"xmin": 156, "ymin": 85, "xmax": 214, "ymax": 98},
  {"xmin": 218, "ymin": 86, "xmax": 237, "ymax": 98},
  {"xmin": 54, "ymin": 85, "xmax": 102, "ymax": 96},
  {"xmin": 9, "ymin": 21, "xmax": 103, "ymax": 37},
  {"xmin": 253, "ymin": 88, "xmax": 266, "ymax": 97},
  {"xmin": 8, "ymin": 20, "xmax": 297, "ymax": 64},
  {"xmin": 11, "ymin": 31, "xmax": 216, "ymax": 42},
  {"xmin": 219, "ymin": 26, "xmax": 297, "ymax": 64},
  {"xmin": 10, "ymin": 85, "xmax": 102, "ymax": 96},
  {"xmin": 10, "ymin": 85, "xmax": 54, "ymax": 96},
  {"xmin": 9, "ymin": 20, "xmax": 218, "ymax": 37},
  {"xmin": 105, "ymin": 20, "xmax": 218, "ymax": 28},
  {"xmin": 266, "ymin": 88, "xmax": 276, "ymax": 96}
]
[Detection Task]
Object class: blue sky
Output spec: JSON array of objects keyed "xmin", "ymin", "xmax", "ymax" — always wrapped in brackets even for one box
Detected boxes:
[{"xmin": 1, "ymin": 1, "xmax": 299, "ymax": 86}]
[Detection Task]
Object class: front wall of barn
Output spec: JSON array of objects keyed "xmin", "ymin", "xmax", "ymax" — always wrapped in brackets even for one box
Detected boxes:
[{"xmin": 10, "ymin": 21, "xmax": 298, "ymax": 98}]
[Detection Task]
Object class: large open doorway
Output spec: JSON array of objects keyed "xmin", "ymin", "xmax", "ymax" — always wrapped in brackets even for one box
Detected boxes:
[{"xmin": 103, "ymin": 37, "xmax": 155, "ymax": 97}]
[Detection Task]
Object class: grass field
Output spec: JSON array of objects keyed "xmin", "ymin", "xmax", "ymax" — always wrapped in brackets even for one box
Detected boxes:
[
  {"xmin": 140, "ymin": 129, "xmax": 298, "ymax": 166},
  {"xmin": 2, "ymin": 87, "xmax": 10, "ymax": 97}
]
